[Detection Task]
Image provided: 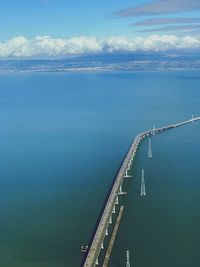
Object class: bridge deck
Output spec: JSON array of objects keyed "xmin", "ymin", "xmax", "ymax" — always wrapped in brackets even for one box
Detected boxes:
[
  {"xmin": 102, "ymin": 206, "xmax": 124, "ymax": 267},
  {"xmin": 82, "ymin": 117, "xmax": 200, "ymax": 267}
]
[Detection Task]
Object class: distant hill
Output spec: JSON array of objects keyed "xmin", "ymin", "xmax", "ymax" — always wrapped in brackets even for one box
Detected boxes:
[{"xmin": 0, "ymin": 52, "xmax": 200, "ymax": 72}]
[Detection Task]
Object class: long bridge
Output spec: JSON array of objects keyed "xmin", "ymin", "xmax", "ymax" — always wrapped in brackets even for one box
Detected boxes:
[{"xmin": 81, "ymin": 116, "xmax": 200, "ymax": 267}]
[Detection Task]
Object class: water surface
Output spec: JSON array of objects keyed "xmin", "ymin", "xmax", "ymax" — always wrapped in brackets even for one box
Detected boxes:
[{"xmin": 0, "ymin": 71, "xmax": 199, "ymax": 267}]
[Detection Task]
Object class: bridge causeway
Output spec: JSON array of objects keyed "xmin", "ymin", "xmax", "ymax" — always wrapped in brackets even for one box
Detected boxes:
[
  {"xmin": 102, "ymin": 206, "xmax": 124, "ymax": 267},
  {"xmin": 82, "ymin": 117, "xmax": 200, "ymax": 267}
]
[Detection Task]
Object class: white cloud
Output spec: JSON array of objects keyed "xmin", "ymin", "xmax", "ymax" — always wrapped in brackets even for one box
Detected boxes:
[
  {"xmin": 132, "ymin": 17, "xmax": 200, "ymax": 26},
  {"xmin": 115, "ymin": 0, "xmax": 200, "ymax": 17},
  {"xmin": 0, "ymin": 35, "xmax": 200, "ymax": 58}
]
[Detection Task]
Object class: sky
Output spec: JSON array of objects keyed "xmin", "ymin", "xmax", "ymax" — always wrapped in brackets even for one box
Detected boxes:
[{"xmin": 1, "ymin": 0, "xmax": 200, "ymax": 57}]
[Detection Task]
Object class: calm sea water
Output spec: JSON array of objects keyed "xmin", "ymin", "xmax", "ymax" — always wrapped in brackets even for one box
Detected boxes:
[{"xmin": 0, "ymin": 71, "xmax": 199, "ymax": 267}]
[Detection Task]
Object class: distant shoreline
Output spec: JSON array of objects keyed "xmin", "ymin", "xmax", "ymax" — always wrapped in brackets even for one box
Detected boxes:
[
  {"xmin": 1, "ymin": 52, "xmax": 200, "ymax": 73},
  {"xmin": 0, "ymin": 67, "xmax": 199, "ymax": 73}
]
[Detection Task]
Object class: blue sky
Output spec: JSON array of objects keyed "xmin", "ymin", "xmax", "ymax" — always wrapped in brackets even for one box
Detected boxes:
[
  {"xmin": 1, "ymin": 0, "xmax": 200, "ymax": 57},
  {"xmin": 1, "ymin": 0, "xmax": 199, "ymax": 39},
  {"xmin": 0, "ymin": 0, "xmax": 135, "ymax": 39}
]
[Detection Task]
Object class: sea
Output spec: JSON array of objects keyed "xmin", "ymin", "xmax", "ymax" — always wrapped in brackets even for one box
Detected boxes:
[{"xmin": 0, "ymin": 71, "xmax": 199, "ymax": 267}]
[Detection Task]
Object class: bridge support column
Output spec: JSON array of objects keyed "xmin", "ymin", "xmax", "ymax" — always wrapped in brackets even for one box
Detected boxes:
[
  {"xmin": 119, "ymin": 185, "xmax": 122, "ymax": 194},
  {"xmin": 119, "ymin": 185, "xmax": 127, "ymax": 195},
  {"xmin": 112, "ymin": 205, "xmax": 116, "ymax": 214},
  {"xmin": 152, "ymin": 125, "xmax": 156, "ymax": 135},
  {"xmin": 124, "ymin": 169, "xmax": 132, "ymax": 178},
  {"xmin": 105, "ymin": 228, "xmax": 108, "ymax": 236},
  {"xmin": 192, "ymin": 114, "xmax": 194, "ymax": 122},
  {"xmin": 101, "ymin": 241, "xmax": 104, "ymax": 250},
  {"xmin": 96, "ymin": 257, "xmax": 99, "ymax": 266},
  {"xmin": 109, "ymin": 215, "xmax": 112, "ymax": 224}
]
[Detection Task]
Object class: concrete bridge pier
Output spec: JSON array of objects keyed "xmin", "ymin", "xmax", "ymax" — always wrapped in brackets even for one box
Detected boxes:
[
  {"xmin": 131, "ymin": 152, "xmax": 135, "ymax": 159},
  {"xmin": 112, "ymin": 205, "xmax": 116, "ymax": 214},
  {"xmin": 118, "ymin": 184, "xmax": 127, "ymax": 195},
  {"xmin": 124, "ymin": 169, "xmax": 132, "ymax": 178},
  {"xmin": 105, "ymin": 227, "xmax": 108, "ymax": 236},
  {"xmin": 115, "ymin": 195, "xmax": 119, "ymax": 205}
]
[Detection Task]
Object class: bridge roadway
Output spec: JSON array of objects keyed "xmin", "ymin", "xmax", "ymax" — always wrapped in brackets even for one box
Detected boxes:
[{"xmin": 82, "ymin": 117, "xmax": 200, "ymax": 267}]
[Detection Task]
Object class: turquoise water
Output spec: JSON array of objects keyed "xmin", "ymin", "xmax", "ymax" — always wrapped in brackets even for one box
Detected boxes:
[{"xmin": 0, "ymin": 71, "xmax": 199, "ymax": 267}]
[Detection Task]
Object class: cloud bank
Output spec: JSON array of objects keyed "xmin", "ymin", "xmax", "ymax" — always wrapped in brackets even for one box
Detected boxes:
[
  {"xmin": 137, "ymin": 24, "xmax": 200, "ymax": 33},
  {"xmin": 132, "ymin": 18, "xmax": 200, "ymax": 26},
  {"xmin": 115, "ymin": 0, "xmax": 200, "ymax": 17},
  {"xmin": 0, "ymin": 35, "xmax": 200, "ymax": 58},
  {"xmin": 115, "ymin": 0, "xmax": 200, "ymax": 35}
]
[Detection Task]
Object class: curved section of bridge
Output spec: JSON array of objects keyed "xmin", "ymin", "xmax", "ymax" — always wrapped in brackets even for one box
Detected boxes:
[{"xmin": 82, "ymin": 117, "xmax": 200, "ymax": 267}]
